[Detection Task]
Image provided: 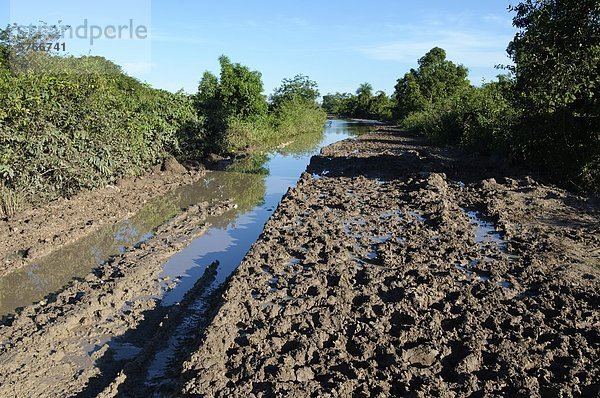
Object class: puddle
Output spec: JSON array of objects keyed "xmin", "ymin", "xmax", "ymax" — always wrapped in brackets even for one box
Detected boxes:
[
  {"xmin": 269, "ymin": 277, "xmax": 279, "ymax": 292},
  {"xmin": 407, "ymin": 211, "xmax": 426, "ymax": 223},
  {"xmin": 463, "ymin": 208, "xmax": 507, "ymax": 252},
  {"xmin": 0, "ymin": 120, "xmax": 373, "ymax": 318},
  {"xmin": 454, "ymin": 262, "xmax": 512, "ymax": 289},
  {"xmin": 0, "ymin": 171, "xmax": 263, "ymax": 318},
  {"xmin": 109, "ymin": 342, "xmax": 143, "ymax": 361}
]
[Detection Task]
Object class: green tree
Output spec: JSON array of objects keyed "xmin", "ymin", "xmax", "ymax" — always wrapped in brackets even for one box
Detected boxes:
[
  {"xmin": 217, "ymin": 55, "xmax": 268, "ymax": 119},
  {"xmin": 195, "ymin": 71, "xmax": 225, "ymax": 133},
  {"xmin": 194, "ymin": 55, "xmax": 269, "ymax": 149},
  {"xmin": 269, "ymin": 74, "xmax": 320, "ymax": 109},
  {"xmin": 507, "ymin": 0, "xmax": 600, "ymax": 189},
  {"xmin": 322, "ymin": 92, "xmax": 352, "ymax": 115},
  {"xmin": 393, "ymin": 47, "xmax": 469, "ymax": 120},
  {"xmin": 369, "ymin": 91, "xmax": 394, "ymax": 121},
  {"xmin": 354, "ymin": 82, "xmax": 373, "ymax": 118}
]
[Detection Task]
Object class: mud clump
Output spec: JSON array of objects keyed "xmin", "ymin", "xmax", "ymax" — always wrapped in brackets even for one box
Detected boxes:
[
  {"xmin": 161, "ymin": 156, "xmax": 187, "ymax": 174},
  {"xmin": 179, "ymin": 128, "xmax": 599, "ymax": 397}
]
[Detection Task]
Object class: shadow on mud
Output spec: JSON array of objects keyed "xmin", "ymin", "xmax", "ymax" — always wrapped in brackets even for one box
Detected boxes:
[{"xmin": 308, "ymin": 144, "xmax": 520, "ymax": 185}]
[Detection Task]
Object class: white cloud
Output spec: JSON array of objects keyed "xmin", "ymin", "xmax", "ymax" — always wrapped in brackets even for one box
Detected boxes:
[{"xmin": 360, "ymin": 29, "xmax": 513, "ymax": 69}]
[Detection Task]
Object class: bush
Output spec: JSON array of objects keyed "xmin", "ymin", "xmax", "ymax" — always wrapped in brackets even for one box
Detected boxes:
[
  {"xmin": 0, "ymin": 53, "xmax": 203, "ymax": 206},
  {"xmin": 196, "ymin": 60, "xmax": 326, "ymax": 152},
  {"xmin": 402, "ymin": 78, "xmax": 518, "ymax": 153},
  {"xmin": 273, "ymin": 98, "xmax": 326, "ymax": 139},
  {"xmin": 322, "ymin": 84, "xmax": 393, "ymax": 122}
]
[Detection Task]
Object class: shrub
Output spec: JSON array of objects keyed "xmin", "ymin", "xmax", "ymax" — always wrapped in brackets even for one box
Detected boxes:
[{"xmin": 0, "ymin": 49, "xmax": 202, "ymax": 206}]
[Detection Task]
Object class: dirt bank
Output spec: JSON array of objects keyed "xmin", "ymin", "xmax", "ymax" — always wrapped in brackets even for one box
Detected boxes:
[
  {"xmin": 0, "ymin": 157, "xmax": 210, "ymax": 277},
  {"xmin": 179, "ymin": 128, "xmax": 599, "ymax": 397}
]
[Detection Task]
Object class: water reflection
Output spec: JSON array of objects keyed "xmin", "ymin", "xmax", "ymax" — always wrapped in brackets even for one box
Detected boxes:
[{"xmin": 0, "ymin": 120, "xmax": 371, "ymax": 317}]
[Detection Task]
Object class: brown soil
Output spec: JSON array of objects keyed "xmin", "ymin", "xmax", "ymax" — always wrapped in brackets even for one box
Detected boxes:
[
  {"xmin": 0, "ymin": 157, "xmax": 205, "ymax": 277},
  {"xmin": 179, "ymin": 128, "xmax": 599, "ymax": 397},
  {"xmin": 0, "ymin": 195, "xmax": 233, "ymax": 397},
  {"xmin": 0, "ymin": 128, "xmax": 598, "ymax": 398}
]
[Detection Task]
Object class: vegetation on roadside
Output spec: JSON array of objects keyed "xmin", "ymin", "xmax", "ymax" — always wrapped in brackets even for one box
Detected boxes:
[
  {"xmin": 194, "ymin": 57, "xmax": 325, "ymax": 152},
  {"xmin": 322, "ymin": 83, "xmax": 394, "ymax": 121},
  {"xmin": 391, "ymin": 0, "xmax": 599, "ymax": 192},
  {"xmin": 0, "ymin": 25, "xmax": 205, "ymax": 215},
  {"xmin": 0, "ymin": 27, "xmax": 324, "ymax": 216}
]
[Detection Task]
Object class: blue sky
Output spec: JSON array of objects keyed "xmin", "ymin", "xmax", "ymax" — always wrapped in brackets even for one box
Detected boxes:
[{"xmin": 2, "ymin": 0, "xmax": 517, "ymax": 96}]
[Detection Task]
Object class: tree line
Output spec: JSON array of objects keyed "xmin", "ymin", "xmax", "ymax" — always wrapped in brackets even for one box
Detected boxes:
[
  {"xmin": 0, "ymin": 0, "xmax": 597, "ymax": 217},
  {"xmin": 0, "ymin": 26, "xmax": 325, "ymax": 216},
  {"xmin": 322, "ymin": 0, "xmax": 598, "ymax": 192}
]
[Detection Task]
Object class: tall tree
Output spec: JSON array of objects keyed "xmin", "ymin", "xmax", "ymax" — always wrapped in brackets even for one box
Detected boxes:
[
  {"xmin": 195, "ymin": 55, "xmax": 268, "ymax": 136},
  {"xmin": 507, "ymin": 0, "xmax": 600, "ymax": 187},
  {"xmin": 270, "ymin": 74, "xmax": 320, "ymax": 109},
  {"xmin": 393, "ymin": 47, "xmax": 469, "ymax": 120}
]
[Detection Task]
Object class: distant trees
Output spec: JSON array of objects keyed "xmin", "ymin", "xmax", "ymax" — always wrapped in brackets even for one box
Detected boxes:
[
  {"xmin": 322, "ymin": 83, "xmax": 393, "ymax": 121},
  {"xmin": 322, "ymin": 92, "xmax": 351, "ymax": 115},
  {"xmin": 194, "ymin": 57, "xmax": 325, "ymax": 151}
]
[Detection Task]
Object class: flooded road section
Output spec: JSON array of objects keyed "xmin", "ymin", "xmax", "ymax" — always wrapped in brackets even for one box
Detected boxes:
[
  {"xmin": 0, "ymin": 120, "xmax": 371, "ymax": 318},
  {"xmin": 0, "ymin": 120, "xmax": 379, "ymax": 397}
]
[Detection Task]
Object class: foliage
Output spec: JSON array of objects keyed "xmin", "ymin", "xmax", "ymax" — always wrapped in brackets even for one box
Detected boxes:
[
  {"xmin": 195, "ymin": 55, "xmax": 269, "ymax": 151},
  {"xmin": 403, "ymin": 77, "xmax": 518, "ymax": 151},
  {"xmin": 0, "ymin": 184, "xmax": 23, "ymax": 218},
  {"xmin": 507, "ymin": 0, "xmax": 600, "ymax": 190},
  {"xmin": 322, "ymin": 92, "xmax": 352, "ymax": 115},
  {"xmin": 273, "ymin": 97, "xmax": 326, "ymax": 140},
  {"xmin": 0, "ymin": 25, "xmax": 204, "ymax": 209},
  {"xmin": 269, "ymin": 74, "xmax": 320, "ymax": 110},
  {"xmin": 393, "ymin": 47, "xmax": 470, "ymax": 121},
  {"xmin": 195, "ymin": 59, "xmax": 325, "ymax": 152},
  {"xmin": 322, "ymin": 83, "xmax": 393, "ymax": 121},
  {"xmin": 395, "ymin": 0, "xmax": 599, "ymax": 193}
]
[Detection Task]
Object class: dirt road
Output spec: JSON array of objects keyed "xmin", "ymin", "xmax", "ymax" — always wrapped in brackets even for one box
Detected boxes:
[
  {"xmin": 0, "ymin": 128, "xmax": 598, "ymax": 397},
  {"xmin": 179, "ymin": 128, "xmax": 599, "ymax": 397}
]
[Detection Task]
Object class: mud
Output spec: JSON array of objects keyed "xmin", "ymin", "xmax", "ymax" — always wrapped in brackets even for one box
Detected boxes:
[
  {"xmin": 180, "ymin": 128, "xmax": 599, "ymax": 397},
  {"xmin": 0, "ymin": 193, "xmax": 237, "ymax": 397},
  {"xmin": 0, "ymin": 127, "xmax": 598, "ymax": 397},
  {"xmin": 0, "ymin": 157, "xmax": 206, "ymax": 277}
]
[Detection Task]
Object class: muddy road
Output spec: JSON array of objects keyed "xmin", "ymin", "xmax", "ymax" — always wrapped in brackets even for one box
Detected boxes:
[
  {"xmin": 0, "ymin": 121, "xmax": 370, "ymax": 397},
  {"xmin": 0, "ymin": 125, "xmax": 598, "ymax": 397},
  {"xmin": 180, "ymin": 128, "xmax": 599, "ymax": 397}
]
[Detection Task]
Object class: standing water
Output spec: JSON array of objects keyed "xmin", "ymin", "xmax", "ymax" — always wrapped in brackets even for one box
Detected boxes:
[{"xmin": 0, "ymin": 120, "xmax": 373, "ymax": 319}]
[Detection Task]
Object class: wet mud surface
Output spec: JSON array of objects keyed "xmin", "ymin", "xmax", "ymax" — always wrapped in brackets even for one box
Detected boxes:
[
  {"xmin": 0, "ymin": 158, "xmax": 206, "ymax": 277},
  {"xmin": 0, "ymin": 127, "xmax": 598, "ymax": 397},
  {"xmin": 0, "ymin": 196, "xmax": 235, "ymax": 397},
  {"xmin": 180, "ymin": 128, "xmax": 599, "ymax": 397}
]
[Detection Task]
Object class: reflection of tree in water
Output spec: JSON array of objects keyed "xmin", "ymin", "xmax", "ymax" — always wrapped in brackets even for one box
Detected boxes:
[
  {"xmin": 0, "ymin": 171, "xmax": 266, "ymax": 317},
  {"xmin": 206, "ymin": 171, "xmax": 266, "ymax": 230},
  {"xmin": 227, "ymin": 154, "xmax": 270, "ymax": 176},
  {"xmin": 226, "ymin": 127, "xmax": 326, "ymax": 178},
  {"xmin": 275, "ymin": 127, "xmax": 325, "ymax": 157}
]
